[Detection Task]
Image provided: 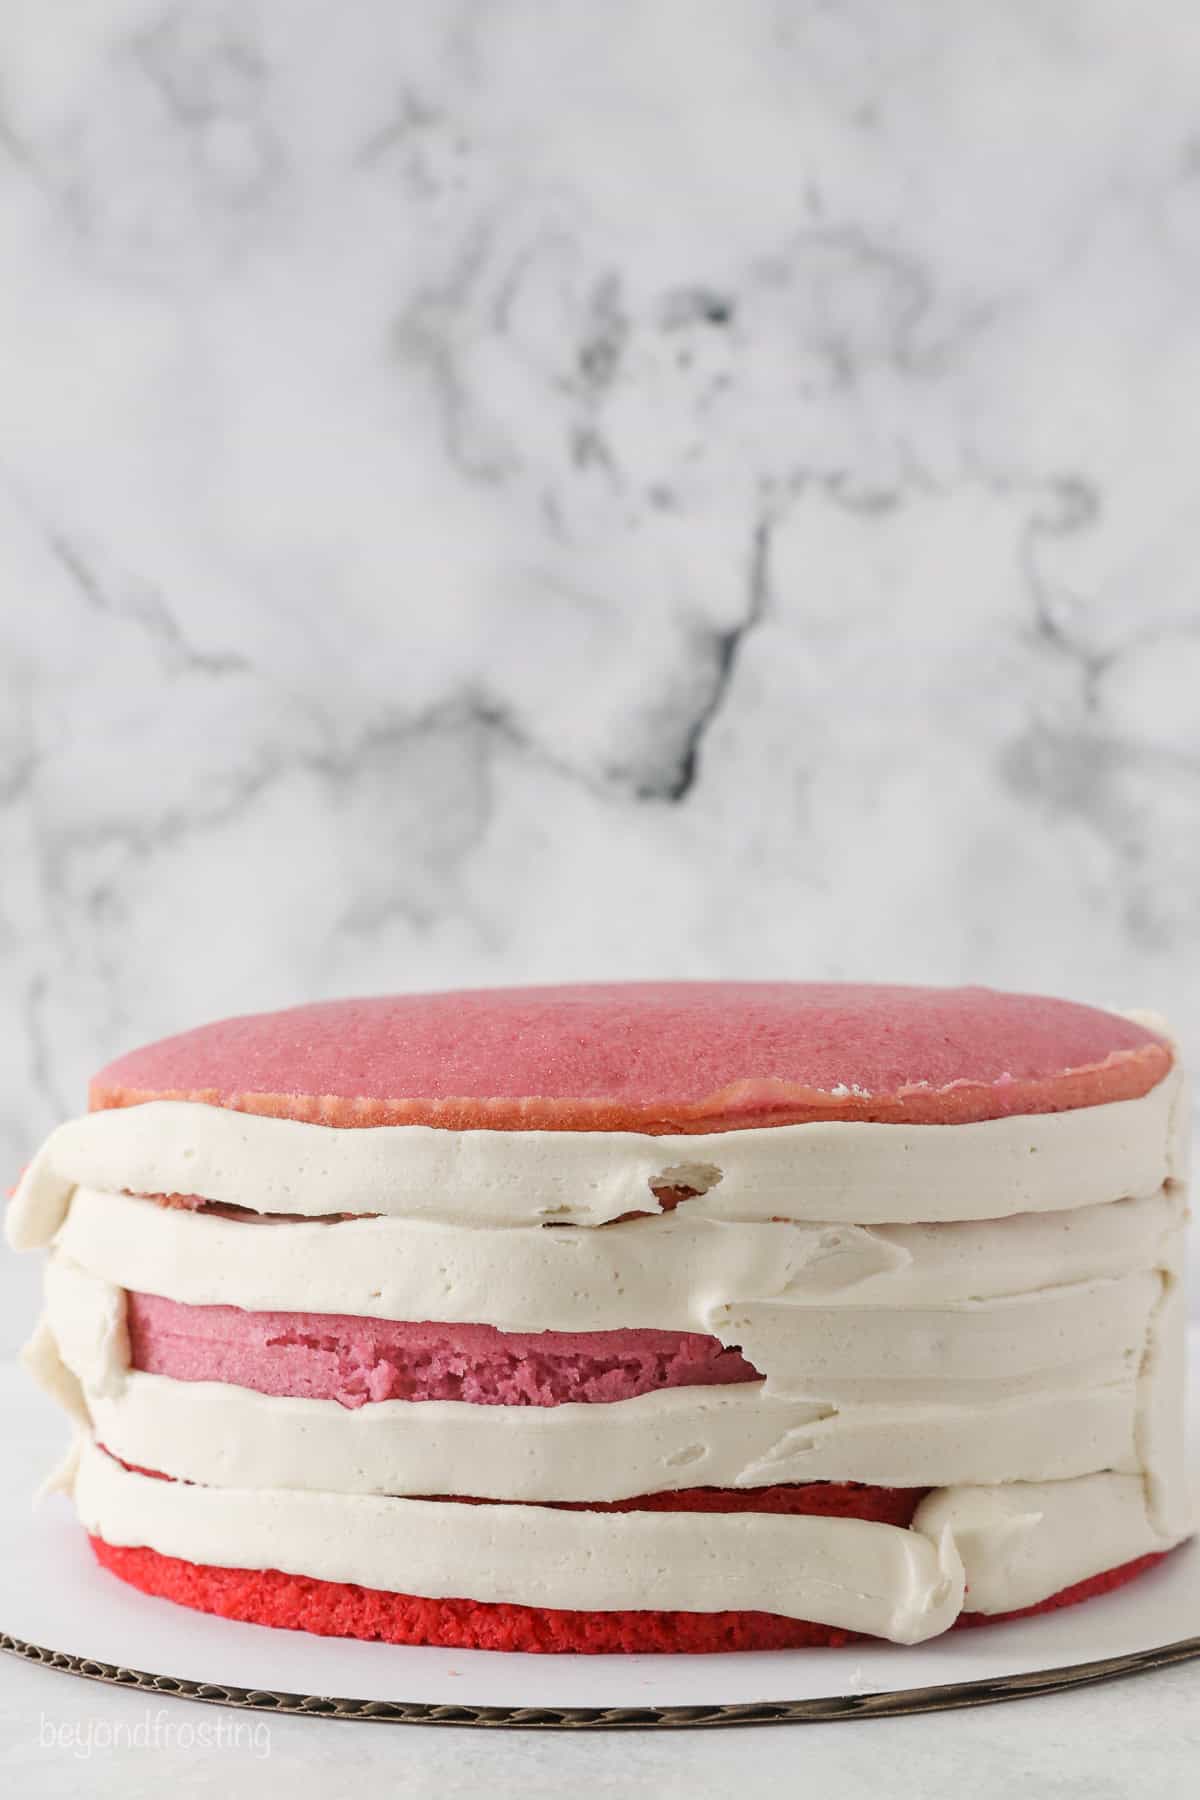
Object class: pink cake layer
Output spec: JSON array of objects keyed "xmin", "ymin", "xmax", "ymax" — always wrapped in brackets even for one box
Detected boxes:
[
  {"xmin": 89, "ymin": 983, "xmax": 1171, "ymax": 1133},
  {"xmin": 125, "ymin": 1293, "xmax": 762, "ymax": 1408}
]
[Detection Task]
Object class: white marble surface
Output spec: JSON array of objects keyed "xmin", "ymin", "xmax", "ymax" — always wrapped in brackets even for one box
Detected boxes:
[
  {"xmin": 2, "ymin": 0, "xmax": 1199, "ymax": 1116},
  {"xmin": 0, "ymin": 2, "xmax": 1199, "ymax": 1280},
  {"xmin": 1, "ymin": 1648, "xmax": 1198, "ymax": 1800},
  {"xmin": 2, "ymin": 5, "xmax": 1200, "ymax": 1780},
  {"xmin": 4, "ymin": 0, "xmax": 1200, "ymax": 1167}
]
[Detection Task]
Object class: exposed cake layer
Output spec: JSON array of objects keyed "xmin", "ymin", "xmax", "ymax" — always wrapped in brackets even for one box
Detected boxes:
[
  {"xmin": 87, "ymin": 1538, "xmax": 1170, "ymax": 1654},
  {"xmin": 30, "ymin": 1252, "xmax": 1162, "ymax": 1501},
  {"xmin": 89, "ymin": 1473, "xmax": 928, "ymax": 1653},
  {"xmin": 70, "ymin": 1439, "xmax": 1186, "ymax": 1643},
  {"xmin": 72, "ymin": 1438, "xmax": 962, "ymax": 1642},
  {"xmin": 124, "ymin": 1295, "xmax": 759, "ymax": 1407},
  {"xmin": 9, "ymin": 1059, "xmax": 1186, "ymax": 1246},
  {"xmin": 87, "ymin": 983, "xmax": 1172, "ymax": 1130}
]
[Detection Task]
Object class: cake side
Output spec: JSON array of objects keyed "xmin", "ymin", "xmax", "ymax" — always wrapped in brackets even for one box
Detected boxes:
[{"xmin": 9, "ymin": 981, "xmax": 1193, "ymax": 1653}]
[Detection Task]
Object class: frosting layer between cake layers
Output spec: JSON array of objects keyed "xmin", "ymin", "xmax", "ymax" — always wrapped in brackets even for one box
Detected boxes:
[
  {"xmin": 26, "ymin": 1247, "xmax": 1167, "ymax": 1498},
  {"xmin": 9, "ymin": 1061, "xmax": 1194, "ymax": 1645},
  {"xmin": 8, "ymin": 1076, "xmax": 1183, "ymax": 1241}
]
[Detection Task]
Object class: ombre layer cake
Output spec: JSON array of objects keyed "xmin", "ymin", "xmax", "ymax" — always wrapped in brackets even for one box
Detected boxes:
[{"xmin": 7, "ymin": 983, "xmax": 1193, "ymax": 1652}]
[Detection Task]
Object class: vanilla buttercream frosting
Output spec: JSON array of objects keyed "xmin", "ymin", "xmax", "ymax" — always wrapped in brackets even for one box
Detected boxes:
[
  {"xmin": 7, "ymin": 1071, "xmax": 1186, "ymax": 1247},
  {"xmin": 71, "ymin": 1436, "xmax": 967, "ymax": 1644},
  {"xmin": 8, "ymin": 1047, "xmax": 1194, "ymax": 1642},
  {"xmin": 29, "ymin": 1260, "xmax": 1146, "ymax": 1499}
]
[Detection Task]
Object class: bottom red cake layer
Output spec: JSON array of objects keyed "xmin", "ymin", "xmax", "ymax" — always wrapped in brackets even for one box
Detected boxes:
[{"xmin": 88, "ymin": 1531, "xmax": 1169, "ymax": 1655}]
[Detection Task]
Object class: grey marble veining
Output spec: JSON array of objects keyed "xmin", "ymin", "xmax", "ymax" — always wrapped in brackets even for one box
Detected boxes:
[{"xmin": 2, "ymin": 5, "xmax": 1200, "ymax": 1339}]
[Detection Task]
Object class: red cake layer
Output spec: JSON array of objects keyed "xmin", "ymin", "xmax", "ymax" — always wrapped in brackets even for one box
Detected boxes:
[
  {"xmin": 89, "ymin": 983, "xmax": 1170, "ymax": 1132},
  {"xmin": 126, "ymin": 1294, "xmax": 761, "ymax": 1408},
  {"xmin": 88, "ymin": 1477, "xmax": 921, "ymax": 1653},
  {"xmin": 88, "ymin": 1536, "xmax": 1169, "ymax": 1655},
  {"xmin": 96, "ymin": 1459, "xmax": 926, "ymax": 1525},
  {"xmin": 955, "ymin": 1552, "xmax": 1168, "ymax": 1627}
]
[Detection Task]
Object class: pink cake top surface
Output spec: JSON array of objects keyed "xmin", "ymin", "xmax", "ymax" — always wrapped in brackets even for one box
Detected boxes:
[{"xmin": 88, "ymin": 982, "xmax": 1171, "ymax": 1133}]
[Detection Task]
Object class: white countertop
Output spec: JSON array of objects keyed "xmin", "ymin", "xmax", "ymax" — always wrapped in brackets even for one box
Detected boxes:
[{"xmin": 2, "ymin": 1646, "xmax": 1198, "ymax": 1799}]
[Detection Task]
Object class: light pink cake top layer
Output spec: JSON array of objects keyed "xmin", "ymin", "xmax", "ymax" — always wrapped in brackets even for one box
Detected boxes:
[
  {"xmin": 90, "ymin": 982, "xmax": 1170, "ymax": 1133},
  {"xmin": 125, "ymin": 1294, "xmax": 760, "ymax": 1409}
]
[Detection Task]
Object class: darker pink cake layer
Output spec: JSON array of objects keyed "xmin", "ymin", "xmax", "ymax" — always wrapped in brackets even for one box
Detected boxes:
[
  {"xmin": 89, "ymin": 983, "xmax": 1171, "ymax": 1132},
  {"xmin": 125, "ymin": 1293, "xmax": 762, "ymax": 1408}
]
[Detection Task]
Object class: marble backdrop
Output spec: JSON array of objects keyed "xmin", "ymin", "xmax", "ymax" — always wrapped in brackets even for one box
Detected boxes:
[{"xmin": 2, "ymin": 3, "xmax": 1199, "ymax": 1341}]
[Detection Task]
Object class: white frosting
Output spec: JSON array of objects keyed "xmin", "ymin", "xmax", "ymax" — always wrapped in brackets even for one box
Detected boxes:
[
  {"xmin": 41, "ymin": 1256, "xmax": 128, "ymax": 1399},
  {"xmin": 21, "ymin": 1318, "xmax": 87, "ymax": 1426},
  {"xmin": 72, "ymin": 1436, "xmax": 964, "ymax": 1643},
  {"xmin": 7, "ymin": 1068, "xmax": 1183, "ymax": 1247},
  {"xmin": 79, "ymin": 1371, "xmax": 1143, "ymax": 1500},
  {"xmin": 50, "ymin": 1188, "xmax": 1179, "ymax": 1388},
  {"xmin": 9, "ymin": 1048, "xmax": 1192, "ymax": 1645},
  {"xmin": 37, "ymin": 1262, "xmax": 1145, "ymax": 1497},
  {"xmin": 913, "ymin": 1473, "xmax": 1175, "ymax": 1614},
  {"xmin": 1135, "ymin": 1271, "xmax": 1192, "ymax": 1539},
  {"xmin": 71, "ymin": 1438, "xmax": 1185, "ymax": 1637}
]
